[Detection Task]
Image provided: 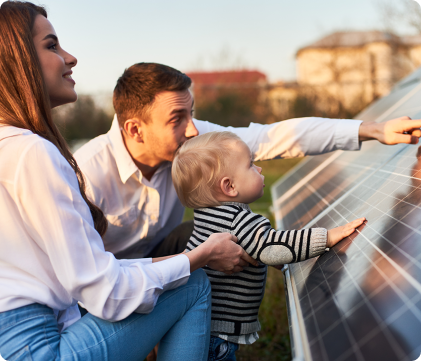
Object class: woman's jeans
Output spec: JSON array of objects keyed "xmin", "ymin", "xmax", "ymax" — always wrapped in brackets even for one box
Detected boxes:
[{"xmin": 0, "ymin": 269, "xmax": 211, "ymax": 361}]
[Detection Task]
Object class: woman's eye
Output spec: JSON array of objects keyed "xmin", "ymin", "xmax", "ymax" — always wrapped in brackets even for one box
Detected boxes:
[{"xmin": 48, "ymin": 43, "xmax": 57, "ymax": 50}]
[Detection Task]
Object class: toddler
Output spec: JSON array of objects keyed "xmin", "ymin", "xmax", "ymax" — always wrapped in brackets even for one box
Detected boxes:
[{"xmin": 172, "ymin": 131, "xmax": 365, "ymax": 361}]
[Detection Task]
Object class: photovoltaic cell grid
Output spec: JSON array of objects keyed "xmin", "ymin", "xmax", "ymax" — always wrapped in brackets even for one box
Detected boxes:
[
  {"xmin": 271, "ymin": 67, "xmax": 421, "ymax": 361},
  {"xmin": 291, "ymin": 144, "xmax": 421, "ymax": 361},
  {"xmin": 272, "ymin": 142, "xmax": 407, "ymax": 231}
]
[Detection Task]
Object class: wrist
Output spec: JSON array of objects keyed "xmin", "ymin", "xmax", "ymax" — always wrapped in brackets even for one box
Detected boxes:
[
  {"xmin": 186, "ymin": 242, "xmax": 212, "ymax": 272},
  {"xmin": 326, "ymin": 231, "xmax": 332, "ymax": 248},
  {"xmin": 358, "ymin": 121, "xmax": 376, "ymax": 142},
  {"xmin": 200, "ymin": 241, "xmax": 213, "ymax": 265}
]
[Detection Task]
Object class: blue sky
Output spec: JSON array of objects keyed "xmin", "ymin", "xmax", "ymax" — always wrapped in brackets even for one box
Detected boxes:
[{"xmin": 29, "ymin": 0, "xmax": 397, "ymax": 94}]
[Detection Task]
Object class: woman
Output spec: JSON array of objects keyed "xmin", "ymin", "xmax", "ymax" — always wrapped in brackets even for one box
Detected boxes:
[{"xmin": 0, "ymin": 2, "xmax": 256, "ymax": 360}]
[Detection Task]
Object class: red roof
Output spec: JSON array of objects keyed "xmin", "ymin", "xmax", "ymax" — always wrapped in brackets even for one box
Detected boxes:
[{"xmin": 186, "ymin": 70, "xmax": 267, "ymax": 85}]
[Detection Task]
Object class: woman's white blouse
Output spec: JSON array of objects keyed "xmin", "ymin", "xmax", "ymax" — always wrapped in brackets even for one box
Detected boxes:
[{"xmin": 0, "ymin": 125, "xmax": 190, "ymax": 331}]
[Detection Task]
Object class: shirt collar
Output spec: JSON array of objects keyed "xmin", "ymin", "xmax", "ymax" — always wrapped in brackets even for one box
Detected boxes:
[
  {"xmin": 0, "ymin": 125, "xmax": 33, "ymax": 141},
  {"xmin": 108, "ymin": 115, "xmax": 140, "ymax": 184},
  {"xmin": 221, "ymin": 202, "xmax": 251, "ymax": 211}
]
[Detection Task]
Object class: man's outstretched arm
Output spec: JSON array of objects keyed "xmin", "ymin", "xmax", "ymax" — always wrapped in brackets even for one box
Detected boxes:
[{"xmin": 194, "ymin": 116, "xmax": 421, "ymax": 162}]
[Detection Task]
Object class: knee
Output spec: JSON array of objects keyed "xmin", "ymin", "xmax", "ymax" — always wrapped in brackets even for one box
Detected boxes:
[{"xmin": 188, "ymin": 269, "xmax": 211, "ymax": 300}]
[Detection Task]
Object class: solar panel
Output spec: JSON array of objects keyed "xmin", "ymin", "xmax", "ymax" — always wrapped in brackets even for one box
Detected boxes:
[{"xmin": 271, "ymin": 67, "xmax": 421, "ymax": 361}]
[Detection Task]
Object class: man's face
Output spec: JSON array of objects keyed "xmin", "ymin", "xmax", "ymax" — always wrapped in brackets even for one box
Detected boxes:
[{"xmin": 142, "ymin": 90, "xmax": 198, "ymax": 164}]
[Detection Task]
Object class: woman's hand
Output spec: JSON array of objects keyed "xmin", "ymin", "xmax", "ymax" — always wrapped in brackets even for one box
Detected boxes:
[
  {"xmin": 185, "ymin": 233, "xmax": 258, "ymax": 274},
  {"xmin": 359, "ymin": 117, "xmax": 421, "ymax": 145},
  {"xmin": 327, "ymin": 217, "xmax": 366, "ymax": 248}
]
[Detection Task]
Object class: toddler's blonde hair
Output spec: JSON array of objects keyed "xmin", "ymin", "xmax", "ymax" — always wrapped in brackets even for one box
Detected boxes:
[{"xmin": 172, "ymin": 131, "xmax": 243, "ymax": 209}]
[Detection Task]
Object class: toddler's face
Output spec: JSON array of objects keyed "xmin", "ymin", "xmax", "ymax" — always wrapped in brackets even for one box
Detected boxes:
[{"xmin": 228, "ymin": 141, "xmax": 265, "ymax": 204}]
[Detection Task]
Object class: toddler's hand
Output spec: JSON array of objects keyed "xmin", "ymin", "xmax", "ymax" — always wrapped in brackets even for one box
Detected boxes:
[{"xmin": 327, "ymin": 217, "xmax": 366, "ymax": 248}]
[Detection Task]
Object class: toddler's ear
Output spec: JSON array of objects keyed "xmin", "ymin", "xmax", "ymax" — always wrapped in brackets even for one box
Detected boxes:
[{"xmin": 220, "ymin": 177, "xmax": 238, "ymax": 198}]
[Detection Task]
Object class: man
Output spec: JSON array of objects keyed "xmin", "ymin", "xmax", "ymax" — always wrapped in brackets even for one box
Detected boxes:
[{"xmin": 74, "ymin": 62, "xmax": 421, "ymax": 260}]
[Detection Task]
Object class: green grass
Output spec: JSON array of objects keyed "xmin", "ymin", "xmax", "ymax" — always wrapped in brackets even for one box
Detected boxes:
[{"xmin": 183, "ymin": 157, "xmax": 303, "ymax": 361}]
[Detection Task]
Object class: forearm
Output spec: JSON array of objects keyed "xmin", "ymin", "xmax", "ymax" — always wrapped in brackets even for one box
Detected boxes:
[
  {"xmin": 235, "ymin": 212, "xmax": 327, "ymax": 265},
  {"xmin": 152, "ymin": 251, "xmax": 210, "ymax": 272},
  {"xmin": 152, "ymin": 254, "xmax": 181, "ymax": 263},
  {"xmin": 257, "ymin": 228, "xmax": 327, "ymax": 265}
]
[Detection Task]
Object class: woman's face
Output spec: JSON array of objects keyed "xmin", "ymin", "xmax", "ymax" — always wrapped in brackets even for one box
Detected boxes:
[{"xmin": 32, "ymin": 15, "xmax": 77, "ymax": 108}]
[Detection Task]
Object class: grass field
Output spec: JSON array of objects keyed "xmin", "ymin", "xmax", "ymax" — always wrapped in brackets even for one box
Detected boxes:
[{"xmin": 183, "ymin": 157, "xmax": 303, "ymax": 361}]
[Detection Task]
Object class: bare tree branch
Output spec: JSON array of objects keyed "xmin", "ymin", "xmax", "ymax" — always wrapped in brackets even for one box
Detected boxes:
[
  {"xmin": 376, "ymin": 0, "xmax": 421, "ymax": 34},
  {"xmin": 405, "ymin": 0, "xmax": 421, "ymax": 33}
]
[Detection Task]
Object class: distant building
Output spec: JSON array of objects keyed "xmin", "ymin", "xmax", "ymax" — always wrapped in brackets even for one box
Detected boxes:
[
  {"xmin": 295, "ymin": 30, "xmax": 421, "ymax": 106},
  {"xmin": 186, "ymin": 70, "xmax": 267, "ymax": 101},
  {"xmin": 264, "ymin": 31, "xmax": 421, "ymax": 119},
  {"xmin": 186, "ymin": 33, "xmax": 421, "ymax": 122}
]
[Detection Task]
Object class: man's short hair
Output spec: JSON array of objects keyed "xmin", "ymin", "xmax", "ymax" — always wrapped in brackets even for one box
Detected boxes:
[
  {"xmin": 113, "ymin": 62, "xmax": 192, "ymax": 127},
  {"xmin": 172, "ymin": 131, "xmax": 243, "ymax": 209}
]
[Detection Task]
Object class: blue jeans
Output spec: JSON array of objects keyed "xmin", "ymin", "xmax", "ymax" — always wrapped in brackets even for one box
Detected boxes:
[
  {"xmin": 208, "ymin": 336, "xmax": 239, "ymax": 361},
  {"xmin": 0, "ymin": 269, "xmax": 211, "ymax": 361}
]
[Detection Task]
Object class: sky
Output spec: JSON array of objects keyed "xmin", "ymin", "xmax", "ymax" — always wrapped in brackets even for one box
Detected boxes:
[{"xmin": 21, "ymin": 0, "xmax": 406, "ymax": 95}]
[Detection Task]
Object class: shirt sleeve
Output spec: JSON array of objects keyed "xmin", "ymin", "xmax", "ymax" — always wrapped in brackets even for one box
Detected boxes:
[
  {"xmin": 193, "ymin": 117, "xmax": 362, "ymax": 161},
  {"xmin": 14, "ymin": 139, "xmax": 190, "ymax": 321},
  {"xmin": 231, "ymin": 210, "xmax": 327, "ymax": 265}
]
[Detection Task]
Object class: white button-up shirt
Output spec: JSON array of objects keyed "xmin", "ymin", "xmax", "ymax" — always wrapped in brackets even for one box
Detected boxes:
[
  {"xmin": 0, "ymin": 125, "xmax": 190, "ymax": 331},
  {"xmin": 75, "ymin": 116, "xmax": 362, "ymax": 259}
]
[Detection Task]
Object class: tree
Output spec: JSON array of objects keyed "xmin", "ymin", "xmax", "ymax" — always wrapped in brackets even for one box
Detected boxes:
[
  {"xmin": 194, "ymin": 87, "xmax": 262, "ymax": 128},
  {"xmin": 378, "ymin": 0, "xmax": 421, "ymax": 34},
  {"xmin": 52, "ymin": 95, "xmax": 113, "ymax": 144}
]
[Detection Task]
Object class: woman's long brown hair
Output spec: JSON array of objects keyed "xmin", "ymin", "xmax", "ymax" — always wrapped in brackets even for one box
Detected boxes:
[{"xmin": 0, "ymin": 1, "xmax": 108, "ymax": 236}]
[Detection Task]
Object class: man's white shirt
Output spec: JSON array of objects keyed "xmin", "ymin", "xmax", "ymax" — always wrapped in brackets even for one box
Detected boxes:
[{"xmin": 74, "ymin": 116, "xmax": 362, "ymax": 259}]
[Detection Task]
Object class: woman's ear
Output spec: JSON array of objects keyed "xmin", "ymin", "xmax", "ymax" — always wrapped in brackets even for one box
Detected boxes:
[
  {"xmin": 123, "ymin": 118, "xmax": 143, "ymax": 143},
  {"xmin": 220, "ymin": 177, "xmax": 238, "ymax": 198}
]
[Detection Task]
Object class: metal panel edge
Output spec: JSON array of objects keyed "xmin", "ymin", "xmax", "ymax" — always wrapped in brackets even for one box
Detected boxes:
[{"xmin": 283, "ymin": 265, "xmax": 312, "ymax": 361}]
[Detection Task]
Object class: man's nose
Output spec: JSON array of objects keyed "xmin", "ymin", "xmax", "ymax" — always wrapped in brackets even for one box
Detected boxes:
[{"xmin": 185, "ymin": 118, "xmax": 199, "ymax": 138}]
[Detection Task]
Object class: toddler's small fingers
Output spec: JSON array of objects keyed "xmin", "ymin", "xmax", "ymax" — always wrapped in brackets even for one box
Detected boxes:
[
  {"xmin": 349, "ymin": 218, "xmax": 365, "ymax": 227},
  {"xmin": 344, "ymin": 227, "xmax": 356, "ymax": 237},
  {"xmin": 355, "ymin": 219, "xmax": 365, "ymax": 227}
]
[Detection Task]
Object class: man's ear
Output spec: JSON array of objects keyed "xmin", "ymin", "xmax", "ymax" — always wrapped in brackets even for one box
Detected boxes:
[
  {"xmin": 123, "ymin": 118, "xmax": 143, "ymax": 143},
  {"xmin": 220, "ymin": 177, "xmax": 238, "ymax": 198}
]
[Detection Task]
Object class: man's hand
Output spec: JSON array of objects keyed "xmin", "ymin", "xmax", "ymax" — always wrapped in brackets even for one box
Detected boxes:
[
  {"xmin": 185, "ymin": 232, "xmax": 258, "ymax": 274},
  {"xmin": 359, "ymin": 116, "xmax": 421, "ymax": 145}
]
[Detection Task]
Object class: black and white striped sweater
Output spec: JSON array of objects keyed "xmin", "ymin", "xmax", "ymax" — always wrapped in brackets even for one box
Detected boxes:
[{"xmin": 186, "ymin": 202, "xmax": 327, "ymax": 342}]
